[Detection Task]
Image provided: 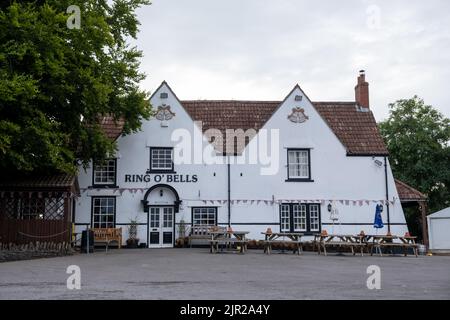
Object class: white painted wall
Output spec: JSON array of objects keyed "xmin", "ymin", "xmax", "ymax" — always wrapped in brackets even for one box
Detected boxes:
[{"xmin": 74, "ymin": 82, "xmax": 408, "ymax": 245}]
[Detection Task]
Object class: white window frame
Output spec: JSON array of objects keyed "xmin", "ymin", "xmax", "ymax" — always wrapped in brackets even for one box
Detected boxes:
[
  {"xmin": 150, "ymin": 147, "xmax": 174, "ymax": 172},
  {"xmin": 309, "ymin": 204, "xmax": 320, "ymax": 232},
  {"xmin": 93, "ymin": 159, "xmax": 116, "ymax": 186},
  {"xmin": 292, "ymin": 204, "xmax": 307, "ymax": 232},
  {"xmin": 163, "ymin": 207, "xmax": 173, "ymax": 228},
  {"xmin": 280, "ymin": 203, "xmax": 321, "ymax": 234},
  {"xmin": 192, "ymin": 207, "xmax": 217, "ymax": 226},
  {"xmin": 92, "ymin": 197, "xmax": 115, "ymax": 229},
  {"xmin": 280, "ymin": 204, "xmax": 290, "ymax": 232},
  {"xmin": 287, "ymin": 149, "xmax": 310, "ymax": 180},
  {"xmin": 150, "ymin": 207, "xmax": 160, "ymax": 228}
]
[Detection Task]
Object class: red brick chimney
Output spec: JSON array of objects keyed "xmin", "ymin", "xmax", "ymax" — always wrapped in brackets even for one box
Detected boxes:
[{"xmin": 355, "ymin": 70, "xmax": 369, "ymax": 108}]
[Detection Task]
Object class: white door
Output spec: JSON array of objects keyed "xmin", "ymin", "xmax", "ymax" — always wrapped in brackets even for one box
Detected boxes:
[{"xmin": 149, "ymin": 207, "xmax": 174, "ymax": 248}]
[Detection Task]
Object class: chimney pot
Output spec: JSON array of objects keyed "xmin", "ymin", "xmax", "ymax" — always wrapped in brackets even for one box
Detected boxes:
[{"xmin": 355, "ymin": 71, "xmax": 369, "ymax": 108}]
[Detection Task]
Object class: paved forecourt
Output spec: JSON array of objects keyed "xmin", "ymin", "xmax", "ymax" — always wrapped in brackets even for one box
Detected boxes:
[{"xmin": 0, "ymin": 248, "xmax": 449, "ymax": 299}]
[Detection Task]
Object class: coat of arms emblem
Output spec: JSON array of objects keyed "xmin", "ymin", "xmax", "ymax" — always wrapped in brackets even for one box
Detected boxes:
[
  {"xmin": 288, "ymin": 107, "xmax": 309, "ymax": 123},
  {"xmin": 155, "ymin": 105, "xmax": 176, "ymax": 121}
]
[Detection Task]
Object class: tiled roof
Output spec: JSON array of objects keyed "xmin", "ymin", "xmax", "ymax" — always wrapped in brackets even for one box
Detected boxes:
[
  {"xmin": 182, "ymin": 100, "xmax": 280, "ymax": 131},
  {"xmin": 395, "ymin": 179, "xmax": 427, "ymax": 202},
  {"xmin": 99, "ymin": 116, "xmax": 124, "ymax": 140},
  {"xmin": 313, "ymin": 102, "xmax": 389, "ymax": 156},
  {"xmin": 0, "ymin": 173, "xmax": 79, "ymax": 194},
  {"xmin": 181, "ymin": 100, "xmax": 389, "ymax": 156},
  {"xmin": 96, "ymin": 91, "xmax": 389, "ymax": 155},
  {"xmin": 182, "ymin": 100, "xmax": 280, "ymax": 154}
]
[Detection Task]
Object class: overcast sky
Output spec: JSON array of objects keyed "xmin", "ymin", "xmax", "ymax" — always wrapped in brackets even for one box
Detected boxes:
[{"xmin": 133, "ymin": 0, "xmax": 450, "ymax": 121}]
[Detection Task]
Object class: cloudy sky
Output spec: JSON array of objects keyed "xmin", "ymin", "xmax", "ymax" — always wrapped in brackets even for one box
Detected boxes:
[{"xmin": 133, "ymin": 0, "xmax": 450, "ymax": 121}]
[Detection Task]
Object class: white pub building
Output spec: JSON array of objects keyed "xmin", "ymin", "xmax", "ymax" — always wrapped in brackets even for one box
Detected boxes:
[{"xmin": 74, "ymin": 71, "xmax": 409, "ymax": 248}]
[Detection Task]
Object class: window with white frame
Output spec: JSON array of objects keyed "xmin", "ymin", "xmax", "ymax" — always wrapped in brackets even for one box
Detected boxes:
[
  {"xmin": 192, "ymin": 207, "xmax": 217, "ymax": 226},
  {"xmin": 287, "ymin": 149, "xmax": 310, "ymax": 180},
  {"xmin": 150, "ymin": 207, "xmax": 160, "ymax": 228},
  {"xmin": 292, "ymin": 204, "xmax": 307, "ymax": 231},
  {"xmin": 92, "ymin": 197, "xmax": 115, "ymax": 228},
  {"xmin": 163, "ymin": 207, "xmax": 173, "ymax": 228},
  {"xmin": 93, "ymin": 159, "xmax": 116, "ymax": 185},
  {"xmin": 280, "ymin": 203, "xmax": 321, "ymax": 233},
  {"xmin": 150, "ymin": 148, "xmax": 173, "ymax": 172},
  {"xmin": 309, "ymin": 204, "xmax": 320, "ymax": 231},
  {"xmin": 280, "ymin": 205, "xmax": 290, "ymax": 232}
]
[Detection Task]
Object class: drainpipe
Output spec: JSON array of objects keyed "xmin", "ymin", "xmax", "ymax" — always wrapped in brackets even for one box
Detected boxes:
[
  {"xmin": 384, "ymin": 156, "xmax": 391, "ymax": 232},
  {"xmin": 227, "ymin": 158, "xmax": 231, "ymax": 227}
]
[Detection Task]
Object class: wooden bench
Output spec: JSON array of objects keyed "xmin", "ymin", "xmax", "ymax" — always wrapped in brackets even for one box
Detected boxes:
[
  {"xmin": 92, "ymin": 228, "xmax": 122, "ymax": 251},
  {"xmin": 263, "ymin": 240, "xmax": 303, "ymax": 255},
  {"xmin": 371, "ymin": 242, "xmax": 419, "ymax": 257},
  {"xmin": 209, "ymin": 238, "xmax": 248, "ymax": 253},
  {"xmin": 189, "ymin": 225, "xmax": 225, "ymax": 247},
  {"xmin": 315, "ymin": 235, "xmax": 367, "ymax": 256}
]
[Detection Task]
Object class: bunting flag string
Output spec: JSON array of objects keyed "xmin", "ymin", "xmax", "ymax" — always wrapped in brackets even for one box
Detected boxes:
[
  {"xmin": 173, "ymin": 198, "xmax": 397, "ymax": 206},
  {"xmin": 69, "ymin": 187, "xmax": 398, "ymax": 207}
]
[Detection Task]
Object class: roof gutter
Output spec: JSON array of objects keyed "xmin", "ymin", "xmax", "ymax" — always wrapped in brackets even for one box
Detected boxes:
[{"xmin": 346, "ymin": 153, "xmax": 389, "ymax": 157}]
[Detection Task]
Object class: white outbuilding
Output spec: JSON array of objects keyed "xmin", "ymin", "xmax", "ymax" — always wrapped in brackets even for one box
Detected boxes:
[{"xmin": 427, "ymin": 207, "xmax": 450, "ymax": 253}]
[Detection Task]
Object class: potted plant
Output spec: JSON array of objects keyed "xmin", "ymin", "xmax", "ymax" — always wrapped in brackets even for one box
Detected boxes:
[
  {"xmin": 126, "ymin": 217, "xmax": 140, "ymax": 248},
  {"xmin": 176, "ymin": 219, "xmax": 187, "ymax": 248},
  {"xmin": 178, "ymin": 219, "xmax": 186, "ymax": 238}
]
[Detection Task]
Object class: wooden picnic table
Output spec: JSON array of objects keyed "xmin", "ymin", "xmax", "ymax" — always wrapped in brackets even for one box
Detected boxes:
[
  {"xmin": 261, "ymin": 232, "xmax": 304, "ymax": 255},
  {"xmin": 366, "ymin": 234, "xmax": 418, "ymax": 257},
  {"xmin": 314, "ymin": 234, "xmax": 419, "ymax": 257},
  {"xmin": 314, "ymin": 234, "xmax": 367, "ymax": 256},
  {"xmin": 209, "ymin": 230, "xmax": 249, "ymax": 254}
]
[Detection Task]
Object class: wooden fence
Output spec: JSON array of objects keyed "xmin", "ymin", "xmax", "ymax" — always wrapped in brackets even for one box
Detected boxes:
[{"xmin": 0, "ymin": 219, "xmax": 71, "ymax": 244}]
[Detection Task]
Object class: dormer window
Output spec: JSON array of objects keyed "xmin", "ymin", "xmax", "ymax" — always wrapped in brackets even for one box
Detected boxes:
[
  {"xmin": 93, "ymin": 159, "xmax": 117, "ymax": 187},
  {"xmin": 150, "ymin": 147, "xmax": 174, "ymax": 173}
]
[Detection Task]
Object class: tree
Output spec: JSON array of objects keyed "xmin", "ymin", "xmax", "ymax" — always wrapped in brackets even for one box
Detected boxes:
[
  {"xmin": 0, "ymin": 0, "xmax": 152, "ymax": 175},
  {"xmin": 379, "ymin": 96, "xmax": 450, "ymax": 217}
]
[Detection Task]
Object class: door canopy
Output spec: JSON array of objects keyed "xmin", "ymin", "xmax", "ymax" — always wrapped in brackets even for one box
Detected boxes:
[{"xmin": 142, "ymin": 184, "xmax": 181, "ymax": 213}]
